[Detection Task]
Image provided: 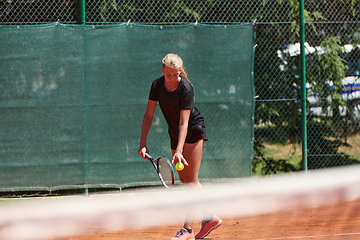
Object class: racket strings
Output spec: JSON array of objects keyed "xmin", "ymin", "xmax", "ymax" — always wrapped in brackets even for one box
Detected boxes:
[{"xmin": 158, "ymin": 157, "xmax": 174, "ymax": 187}]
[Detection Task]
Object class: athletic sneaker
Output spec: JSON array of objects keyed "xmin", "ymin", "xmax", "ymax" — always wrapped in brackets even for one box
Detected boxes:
[
  {"xmin": 195, "ymin": 215, "xmax": 222, "ymax": 239},
  {"xmin": 170, "ymin": 228, "xmax": 195, "ymax": 240}
]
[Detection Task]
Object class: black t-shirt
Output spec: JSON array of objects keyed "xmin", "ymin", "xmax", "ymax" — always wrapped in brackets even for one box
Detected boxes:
[{"xmin": 149, "ymin": 76, "xmax": 207, "ymax": 143}]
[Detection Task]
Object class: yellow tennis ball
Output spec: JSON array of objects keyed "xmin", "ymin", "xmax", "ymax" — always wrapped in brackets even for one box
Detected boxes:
[{"xmin": 175, "ymin": 162, "xmax": 184, "ymax": 171}]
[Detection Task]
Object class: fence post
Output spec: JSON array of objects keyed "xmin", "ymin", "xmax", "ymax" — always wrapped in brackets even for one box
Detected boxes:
[
  {"xmin": 299, "ymin": 0, "xmax": 307, "ymax": 172},
  {"xmin": 79, "ymin": 0, "xmax": 88, "ymax": 196},
  {"xmin": 79, "ymin": 0, "xmax": 86, "ymax": 25}
]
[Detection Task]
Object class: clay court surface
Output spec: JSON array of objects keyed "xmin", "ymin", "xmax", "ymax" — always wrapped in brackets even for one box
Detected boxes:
[{"xmin": 54, "ymin": 198, "xmax": 360, "ymax": 240}]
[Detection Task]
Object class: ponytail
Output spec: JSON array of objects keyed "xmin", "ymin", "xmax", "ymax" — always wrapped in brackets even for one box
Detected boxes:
[{"xmin": 180, "ymin": 68, "xmax": 188, "ymax": 81}]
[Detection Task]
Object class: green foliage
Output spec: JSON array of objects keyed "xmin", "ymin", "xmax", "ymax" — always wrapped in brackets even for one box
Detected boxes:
[
  {"xmin": 307, "ymin": 37, "xmax": 348, "ymax": 115},
  {"xmin": 84, "ymin": 0, "xmax": 217, "ymax": 24},
  {"xmin": 307, "ymin": 120, "xmax": 360, "ymax": 169},
  {"xmin": 252, "ymin": 140, "xmax": 301, "ymax": 175},
  {"xmin": 165, "ymin": 0, "xmax": 201, "ymax": 22}
]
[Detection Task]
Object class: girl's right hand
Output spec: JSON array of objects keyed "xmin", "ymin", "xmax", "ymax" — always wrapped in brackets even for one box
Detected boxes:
[
  {"xmin": 138, "ymin": 146, "xmax": 149, "ymax": 159},
  {"xmin": 172, "ymin": 152, "xmax": 189, "ymax": 167}
]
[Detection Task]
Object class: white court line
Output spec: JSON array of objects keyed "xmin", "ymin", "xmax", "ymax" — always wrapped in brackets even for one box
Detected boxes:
[{"xmin": 256, "ymin": 232, "xmax": 360, "ymax": 239}]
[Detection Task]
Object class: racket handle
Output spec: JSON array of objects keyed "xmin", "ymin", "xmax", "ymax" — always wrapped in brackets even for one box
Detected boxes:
[{"xmin": 145, "ymin": 153, "xmax": 151, "ymax": 159}]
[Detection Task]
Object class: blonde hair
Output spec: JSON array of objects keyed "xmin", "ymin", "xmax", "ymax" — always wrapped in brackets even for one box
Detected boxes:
[{"xmin": 162, "ymin": 53, "xmax": 188, "ymax": 81}]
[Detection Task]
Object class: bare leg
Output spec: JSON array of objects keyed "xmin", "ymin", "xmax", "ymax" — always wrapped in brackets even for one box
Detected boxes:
[{"xmin": 172, "ymin": 139, "xmax": 204, "ymax": 230}]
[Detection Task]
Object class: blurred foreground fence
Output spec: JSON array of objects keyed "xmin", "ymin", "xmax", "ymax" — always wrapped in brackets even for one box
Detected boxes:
[
  {"xmin": 1, "ymin": 0, "xmax": 360, "ymax": 188},
  {"xmin": 0, "ymin": 23, "xmax": 255, "ymax": 192}
]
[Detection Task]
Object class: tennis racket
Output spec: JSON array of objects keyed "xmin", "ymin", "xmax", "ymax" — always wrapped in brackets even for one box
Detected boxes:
[{"xmin": 145, "ymin": 153, "xmax": 175, "ymax": 188}]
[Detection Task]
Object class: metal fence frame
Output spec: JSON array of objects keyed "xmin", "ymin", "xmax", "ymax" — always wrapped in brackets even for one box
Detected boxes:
[{"xmin": 1, "ymin": 0, "xmax": 360, "ymax": 176}]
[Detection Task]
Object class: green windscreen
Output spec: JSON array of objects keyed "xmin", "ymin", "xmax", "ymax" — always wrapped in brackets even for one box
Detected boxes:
[{"xmin": 0, "ymin": 23, "xmax": 255, "ymax": 191}]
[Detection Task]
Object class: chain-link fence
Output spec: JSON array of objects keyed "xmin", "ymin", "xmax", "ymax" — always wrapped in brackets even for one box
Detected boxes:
[
  {"xmin": 1, "ymin": 0, "xmax": 360, "ymax": 176},
  {"xmin": 0, "ymin": 0, "xmax": 76, "ymax": 24}
]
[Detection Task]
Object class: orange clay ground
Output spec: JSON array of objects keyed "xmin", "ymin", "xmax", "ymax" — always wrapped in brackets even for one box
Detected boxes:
[{"xmin": 53, "ymin": 198, "xmax": 360, "ymax": 240}]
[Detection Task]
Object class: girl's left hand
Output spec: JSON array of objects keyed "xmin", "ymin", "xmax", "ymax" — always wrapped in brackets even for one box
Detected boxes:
[{"xmin": 172, "ymin": 152, "xmax": 189, "ymax": 166}]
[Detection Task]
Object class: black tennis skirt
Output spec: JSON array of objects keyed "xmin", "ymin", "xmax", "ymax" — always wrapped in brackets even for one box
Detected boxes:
[{"xmin": 170, "ymin": 123, "xmax": 208, "ymax": 150}]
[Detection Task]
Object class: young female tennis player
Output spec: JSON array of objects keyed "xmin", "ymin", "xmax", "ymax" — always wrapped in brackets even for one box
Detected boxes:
[{"xmin": 138, "ymin": 53, "xmax": 222, "ymax": 240}]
